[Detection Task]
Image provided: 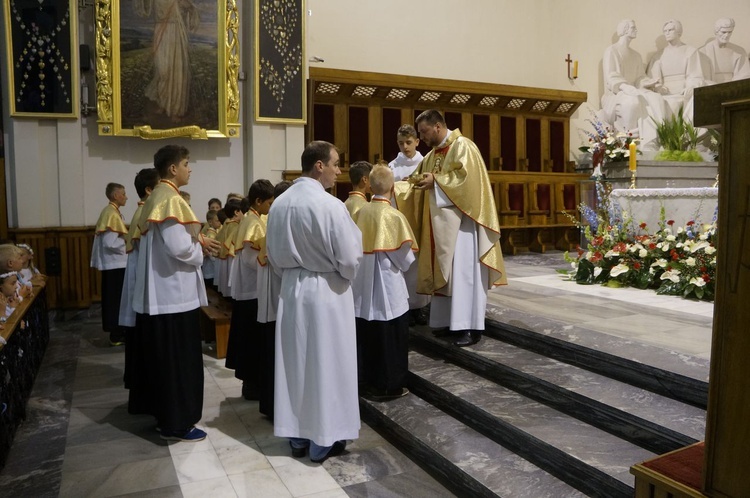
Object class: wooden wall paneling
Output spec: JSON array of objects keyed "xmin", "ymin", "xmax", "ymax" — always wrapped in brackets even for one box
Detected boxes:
[
  {"xmin": 0, "ymin": 160, "xmax": 7, "ymax": 240},
  {"xmin": 461, "ymin": 112, "xmax": 473, "ymax": 139},
  {"xmin": 333, "ymin": 104, "xmax": 348, "ymax": 165},
  {"xmin": 489, "ymin": 114, "xmax": 501, "ymax": 170},
  {"xmin": 312, "ymin": 104, "xmax": 335, "ymax": 143},
  {"xmin": 347, "ymin": 106, "xmax": 369, "ymax": 164},
  {"xmin": 472, "ymin": 114, "xmax": 491, "ymax": 167},
  {"xmin": 400, "ymin": 108, "xmax": 412, "ymax": 128},
  {"xmin": 368, "ymin": 105, "xmax": 382, "ymax": 163},
  {"xmin": 516, "ymin": 116, "xmax": 526, "ymax": 171},
  {"xmin": 540, "ymin": 117, "xmax": 551, "ymax": 172}
]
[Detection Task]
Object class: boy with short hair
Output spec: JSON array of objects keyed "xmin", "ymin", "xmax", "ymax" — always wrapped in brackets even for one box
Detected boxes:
[
  {"xmin": 208, "ymin": 198, "xmax": 222, "ymax": 211},
  {"xmin": 120, "ymin": 168, "xmax": 159, "ymax": 388},
  {"xmin": 344, "ymin": 161, "xmax": 372, "ymax": 218},
  {"xmin": 226, "ymin": 179, "xmax": 274, "ymax": 400},
  {"xmin": 352, "ymin": 165, "xmax": 417, "ymax": 400},
  {"xmin": 388, "ymin": 125, "xmax": 423, "ymax": 181},
  {"xmin": 91, "ymin": 182, "xmax": 128, "ymax": 345},
  {"xmin": 130, "ymin": 144, "xmax": 220, "ymax": 442},
  {"xmin": 216, "ymin": 198, "xmax": 242, "ymax": 297}
]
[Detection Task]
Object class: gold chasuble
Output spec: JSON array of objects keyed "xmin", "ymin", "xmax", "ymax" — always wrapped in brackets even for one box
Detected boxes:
[
  {"xmin": 355, "ymin": 198, "xmax": 418, "ymax": 254},
  {"xmin": 95, "ymin": 202, "xmax": 127, "ymax": 236},
  {"xmin": 233, "ymin": 209, "xmax": 266, "ymax": 253},
  {"xmin": 125, "ymin": 202, "xmax": 145, "ymax": 253},
  {"xmin": 396, "ymin": 129, "xmax": 506, "ymax": 295},
  {"xmin": 139, "ymin": 180, "xmax": 201, "ymax": 239}
]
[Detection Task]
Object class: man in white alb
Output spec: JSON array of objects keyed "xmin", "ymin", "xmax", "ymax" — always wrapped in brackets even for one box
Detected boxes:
[{"xmin": 266, "ymin": 141, "xmax": 363, "ymax": 463}]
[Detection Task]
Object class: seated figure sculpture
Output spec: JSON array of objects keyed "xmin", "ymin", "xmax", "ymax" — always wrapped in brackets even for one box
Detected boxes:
[
  {"xmin": 699, "ymin": 18, "xmax": 750, "ymax": 85},
  {"xmin": 602, "ymin": 20, "xmax": 669, "ymax": 147},
  {"xmin": 647, "ymin": 20, "xmax": 704, "ymax": 120}
]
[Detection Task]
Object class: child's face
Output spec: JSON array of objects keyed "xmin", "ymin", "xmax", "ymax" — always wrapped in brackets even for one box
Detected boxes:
[
  {"xmin": 209, "ymin": 217, "xmax": 222, "ymax": 229},
  {"xmin": 397, "ymin": 135, "xmax": 419, "ymax": 158},
  {"xmin": 0, "ymin": 275, "xmax": 17, "ymax": 297},
  {"xmin": 20, "ymin": 250, "xmax": 31, "ymax": 268},
  {"xmin": 112, "ymin": 188, "xmax": 128, "ymax": 207},
  {"xmin": 7, "ymin": 253, "xmax": 23, "ymax": 271},
  {"xmin": 255, "ymin": 197, "xmax": 274, "ymax": 216},
  {"xmin": 209, "ymin": 202, "xmax": 222, "ymax": 211}
]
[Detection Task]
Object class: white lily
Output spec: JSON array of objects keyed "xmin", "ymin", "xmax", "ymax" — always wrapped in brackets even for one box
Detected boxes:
[
  {"xmin": 689, "ymin": 277, "xmax": 706, "ymax": 288},
  {"xmin": 685, "ymin": 257, "xmax": 696, "ymax": 267},
  {"xmin": 661, "ymin": 269, "xmax": 681, "ymax": 283},
  {"xmin": 610, "ymin": 263, "xmax": 629, "ymax": 277}
]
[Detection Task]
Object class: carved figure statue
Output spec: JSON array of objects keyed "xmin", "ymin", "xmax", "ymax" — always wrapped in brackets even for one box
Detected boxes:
[
  {"xmin": 647, "ymin": 20, "xmax": 704, "ymax": 120},
  {"xmin": 601, "ymin": 20, "xmax": 669, "ymax": 146},
  {"xmin": 698, "ymin": 18, "xmax": 750, "ymax": 85}
]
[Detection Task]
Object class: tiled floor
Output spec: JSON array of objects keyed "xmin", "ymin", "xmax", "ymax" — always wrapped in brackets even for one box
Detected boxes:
[{"xmin": 0, "ymin": 251, "xmax": 713, "ymax": 497}]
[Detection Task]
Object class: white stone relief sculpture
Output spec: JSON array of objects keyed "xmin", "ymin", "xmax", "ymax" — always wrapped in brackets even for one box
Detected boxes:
[{"xmin": 698, "ymin": 18, "xmax": 750, "ymax": 85}]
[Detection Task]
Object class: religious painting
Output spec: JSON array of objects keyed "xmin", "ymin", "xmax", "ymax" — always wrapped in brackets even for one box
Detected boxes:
[
  {"xmin": 95, "ymin": 0, "xmax": 240, "ymax": 138},
  {"xmin": 255, "ymin": 0, "xmax": 306, "ymax": 123},
  {"xmin": 3, "ymin": 0, "xmax": 78, "ymax": 118}
]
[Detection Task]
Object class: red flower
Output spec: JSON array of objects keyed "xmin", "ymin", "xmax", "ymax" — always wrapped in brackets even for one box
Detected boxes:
[
  {"xmin": 639, "ymin": 222, "xmax": 647, "ymax": 229},
  {"xmin": 648, "ymin": 243, "xmax": 656, "ymax": 250},
  {"xmin": 590, "ymin": 252, "xmax": 603, "ymax": 263},
  {"xmin": 667, "ymin": 220, "xmax": 675, "ymax": 226},
  {"xmin": 686, "ymin": 220, "xmax": 695, "ymax": 226},
  {"xmin": 670, "ymin": 250, "xmax": 679, "ymax": 261},
  {"xmin": 592, "ymin": 236, "xmax": 604, "ymax": 247},
  {"xmin": 703, "ymin": 274, "xmax": 711, "ymax": 282},
  {"xmin": 633, "ymin": 262, "xmax": 641, "ymax": 270},
  {"xmin": 700, "ymin": 266, "xmax": 707, "ymax": 273},
  {"xmin": 613, "ymin": 242, "xmax": 627, "ymax": 253}
]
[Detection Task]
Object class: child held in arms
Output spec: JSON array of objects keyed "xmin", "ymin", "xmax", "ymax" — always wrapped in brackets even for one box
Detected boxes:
[{"xmin": 351, "ymin": 165, "xmax": 418, "ymax": 400}]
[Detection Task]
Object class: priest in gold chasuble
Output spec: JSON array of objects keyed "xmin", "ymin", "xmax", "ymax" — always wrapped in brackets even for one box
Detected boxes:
[{"xmin": 396, "ymin": 110, "xmax": 506, "ymax": 347}]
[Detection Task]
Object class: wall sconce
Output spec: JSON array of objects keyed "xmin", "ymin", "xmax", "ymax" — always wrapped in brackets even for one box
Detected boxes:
[{"xmin": 565, "ymin": 54, "xmax": 578, "ymax": 80}]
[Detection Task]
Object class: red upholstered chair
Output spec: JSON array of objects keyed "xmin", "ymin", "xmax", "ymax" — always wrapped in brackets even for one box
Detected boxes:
[
  {"xmin": 498, "ymin": 182, "xmax": 525, "ymax": 226},
  {"xmin": 528, "ymin": 182, "xmax": 552, "ymax": 225}
]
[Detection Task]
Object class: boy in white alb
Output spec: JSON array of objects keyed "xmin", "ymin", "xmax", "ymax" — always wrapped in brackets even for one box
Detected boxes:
[
  {"xmin": 91, "ymin": 182, "xmax": 129, "ymax": 345},
  {"xmin": 389, "ymin": 125, "xmax": 430, "ymax": 325},
  {"xmin": 119, "ymin": 168, "xmax": 159, "ymax": 388},
  {"xmin": 352, "ymin": 166, "xmax": 417, "ymax": 399},
  {"xmin": 130, "ymin": 145, "xmax": 220, "ymax": 442}
]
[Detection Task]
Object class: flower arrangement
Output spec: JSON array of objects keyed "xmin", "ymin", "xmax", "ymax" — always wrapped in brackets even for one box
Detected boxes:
[
  {"xmin": 578, "ymin": 116, "xmax": 639, "ymax": 163},
  {"xmin": 561, "ymin": 181, "xmax": 717, "ymax": 301}
]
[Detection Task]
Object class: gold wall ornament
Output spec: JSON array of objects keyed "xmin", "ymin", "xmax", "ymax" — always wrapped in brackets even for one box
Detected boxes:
[
  {"xmin": 95, "ymin": 0, "xmax": 241, "ymax": 138},
  {"xmin": 255, "ymin": 0, "xmax": 306, "ymax": 123},
  {"xmin": 3, "ymin": 0, "xmax": 79, "ymax": 118}
]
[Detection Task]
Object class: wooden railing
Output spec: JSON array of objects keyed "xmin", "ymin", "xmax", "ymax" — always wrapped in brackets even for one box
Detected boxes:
[{"xmin": 9, "ymin": 227, "xmax": 100, "ymax": 309}]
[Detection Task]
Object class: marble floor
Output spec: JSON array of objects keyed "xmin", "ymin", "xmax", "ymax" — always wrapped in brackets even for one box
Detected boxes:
[{"xmin": 0, "ymin": 251, "xmax": 713, "ymax": 497}]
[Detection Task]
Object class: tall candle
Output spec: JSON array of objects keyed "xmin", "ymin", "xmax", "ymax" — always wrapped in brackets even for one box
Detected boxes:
[
  {"xmin": 573, "ymin": 61, "xmax": 578, "ymax": 78},
  {"xmin": 629, "ymin": 142, "xmax": 637, "ymax": 171}
]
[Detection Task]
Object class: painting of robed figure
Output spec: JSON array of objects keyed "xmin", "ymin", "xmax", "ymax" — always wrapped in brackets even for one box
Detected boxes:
[{"xmin": 95, "ymin": 0, "xmax": 240, "ymax": 138}]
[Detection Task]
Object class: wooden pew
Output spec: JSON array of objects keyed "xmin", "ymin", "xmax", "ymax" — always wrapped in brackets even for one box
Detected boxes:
[{"xmin": 200, "ymin": 287, "xmax": 231, "ymax": 359}]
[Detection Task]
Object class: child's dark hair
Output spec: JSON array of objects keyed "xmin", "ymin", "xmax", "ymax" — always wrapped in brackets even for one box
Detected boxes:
[
  {"xmin": 134, "ymin": 168, "xmax": 160, "ymax": 199},
  {"xmin": 349, "ymin": 161, "xmax": 373, "ymax": 186},
  {"xmin": 274, "ymin": 180, "xmax": 293, "ymax": 198},
  {"xmin": 248, "ymin": 179, "xmax": 274, "ymax": 206},
  {"xmin": 223, "ymin": 198, "xmax": 242, "ymax": 219},
  {"xmin": 153, "ymin": 145, "xmax": 189, "ymax": 178}
]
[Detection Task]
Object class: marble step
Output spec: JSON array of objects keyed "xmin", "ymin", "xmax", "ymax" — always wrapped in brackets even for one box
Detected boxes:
[
  {"xmin": 410, "ymin": 328, "xmax": 705, "ymax": 455},
  {"xmin": 483, "ymin": 316, "xmax": 709, "ymax": 409},
  {"xmin": 407, "ymin": 349, "xmax": 657, "ymax": 498},
  {"xmin": 359, "ymin": 392, "xmax": 587, "ymax": 498}
]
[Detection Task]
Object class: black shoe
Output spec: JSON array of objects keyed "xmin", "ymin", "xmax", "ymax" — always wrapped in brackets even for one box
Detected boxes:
[
  {"xmin": 454, "ymin": 330, "xmax": 481, "ymax": 347},
  {"xmin": 289, "ymin": 441, "xmax": 307, "ymax": 458},
  {"xmin": 310, "ymin": 440, "xmax": 347, "ymax": 463},
  {"xmin": 416, "ymin": 304, "xmax": 430, "ymax": 326},
  {"xmin": 432, "ymin": 327, "xmax": 459, "ymax": 338},
  {"xmin": 367, "ymin": 387, "xmax": 410, "ymax": 401}
]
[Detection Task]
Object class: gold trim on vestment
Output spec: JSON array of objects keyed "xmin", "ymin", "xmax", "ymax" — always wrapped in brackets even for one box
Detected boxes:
[
  {"xmin": 95, "ymin": 202, "xmax": 127, "ymax": 235},
  {"xmin": 355, "ymin": 198, "xmax": 418, "ymax": 254}
]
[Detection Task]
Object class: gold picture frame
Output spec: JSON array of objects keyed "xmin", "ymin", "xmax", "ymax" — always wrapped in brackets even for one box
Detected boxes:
[
  {"xmin": 254, "ymin": 0, "xmax": 306, "ymax": 124},
  {"xmin": 3, "ymin": 0, "xmax": 79, "ymax": 118},
  {"xmin": 95, "ymin": 0, "xmax": 240, "ymax": 139}
]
